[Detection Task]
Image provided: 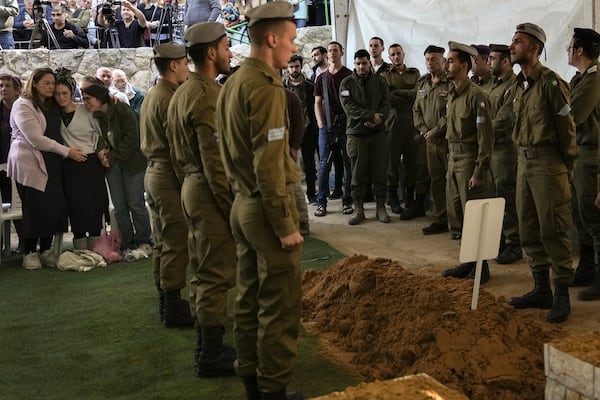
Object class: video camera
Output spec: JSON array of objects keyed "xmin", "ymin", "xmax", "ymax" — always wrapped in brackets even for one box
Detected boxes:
[
  {"xmin": 101, "ymin": 0, "xmax": 123, "ymax": 22},
  {"xmin": 32, "ymin": 0, "xmax": 52, "ymax": 16}
]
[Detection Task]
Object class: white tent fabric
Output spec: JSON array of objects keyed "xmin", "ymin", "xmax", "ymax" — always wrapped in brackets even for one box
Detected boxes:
[{"xmin": 344, "ymin": 0, "xmax": 593, "ymax": 81}]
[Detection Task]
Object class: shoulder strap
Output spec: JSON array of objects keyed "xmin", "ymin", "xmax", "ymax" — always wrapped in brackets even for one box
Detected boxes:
[{"xmin": 322, "ymin": 72, "xmax": 333, "ymax": 129}]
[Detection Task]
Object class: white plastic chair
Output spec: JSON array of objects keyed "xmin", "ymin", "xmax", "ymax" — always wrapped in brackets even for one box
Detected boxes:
[{"xmin": 0, "ymin": 164, "xmax": 23, "ymax": 261}]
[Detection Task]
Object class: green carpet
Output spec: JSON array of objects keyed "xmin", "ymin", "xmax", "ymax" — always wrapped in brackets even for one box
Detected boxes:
[{"xmin": 0, "ymin": 236, "xmax": 355, "ymax": 400}]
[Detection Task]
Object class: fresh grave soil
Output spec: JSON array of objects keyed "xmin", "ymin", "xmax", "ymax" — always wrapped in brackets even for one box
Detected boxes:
[{"xmin": 302, "ymin": 255, "xmax": 564, "ymax": 400}]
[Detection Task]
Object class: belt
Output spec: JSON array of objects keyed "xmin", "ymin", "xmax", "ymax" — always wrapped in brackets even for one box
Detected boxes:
[
  {"xmin": 518, "ymin": 146, "xmax": 556, "ymax": 159},
  {"xmin": 147, "ymin": 160, "xmax": 170, "ymax": 168},
  {"xmin": 448, "ymin": 142, "xmax": 476, "ymax": 153}
]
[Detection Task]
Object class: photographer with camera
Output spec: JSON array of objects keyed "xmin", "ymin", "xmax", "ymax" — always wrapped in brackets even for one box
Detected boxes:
[
  {"xmin": 40, "ymin": 5, "xmax": 88, "ymax": 49},
  {"xmin": 97, "ymin": 0, "xmax": 147, "ymax": 48}
]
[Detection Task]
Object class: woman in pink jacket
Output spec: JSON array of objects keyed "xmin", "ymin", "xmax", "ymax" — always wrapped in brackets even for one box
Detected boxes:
[{"xmin": 8, "ymin": 68, "xmax": 86, "ymax": 270}]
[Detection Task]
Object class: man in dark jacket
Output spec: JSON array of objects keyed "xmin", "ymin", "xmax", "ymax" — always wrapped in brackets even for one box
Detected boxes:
[
  {"xmin": 339, "ymin": 49, "xmax": 391, "ymax": 225},
  {"xmin": 41, "ymin": 5, "xmax": 89, "ymax": 49}
]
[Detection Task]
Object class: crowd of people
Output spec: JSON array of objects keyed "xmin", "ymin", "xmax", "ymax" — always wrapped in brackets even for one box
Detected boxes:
[
  {"xmin": 3, "ymin": 0, "xmax": 600, "ymax": 397},
  {"xmin": 3, "ymin": 0, "xmax": 329, "ymax": 49}
]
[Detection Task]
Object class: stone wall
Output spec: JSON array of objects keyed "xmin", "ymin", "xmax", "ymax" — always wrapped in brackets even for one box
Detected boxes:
[{"xmin": 0, "ymin": 26, "xmax": 332, "ymax": 93}]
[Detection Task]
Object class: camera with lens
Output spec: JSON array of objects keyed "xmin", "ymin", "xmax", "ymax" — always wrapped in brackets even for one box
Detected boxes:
[
  {"xmin": 101, "ymin": 0, "xmax": 122, "ymax": 22},
  {"xmin": 32, "ymin": 0, "xmax": 52, "ymax": 16}
]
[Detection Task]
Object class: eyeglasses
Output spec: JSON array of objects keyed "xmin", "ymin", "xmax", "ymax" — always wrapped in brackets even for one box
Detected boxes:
[{"xmin": 82, "ymin": 96, "xmax": 92, "ymax": 102}]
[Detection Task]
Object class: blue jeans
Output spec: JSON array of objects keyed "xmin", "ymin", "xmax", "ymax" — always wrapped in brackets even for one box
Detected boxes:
[
  {"xmin": 106, "ymin": 163, "xmax": 152, "ymax": 249},
  {"xmin": 316, "ymin": 127, "xmax": 352, "ymax": 207},
  {"xmin": 0, "ymin": 32, "xmax": 15, "ymax": 50}
]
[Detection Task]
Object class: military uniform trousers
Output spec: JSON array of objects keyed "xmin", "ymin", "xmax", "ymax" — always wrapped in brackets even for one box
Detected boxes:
[
  {"xmin": 572, "ymin": 147, "xmax": 600, "ymax": 254},
  {"xmin": 426, "ymin": 139, "xmax": 449, "ymax": 224},
  {"xmin": 145, "ymin": 161, "xmax": 190, "ymax": 290},
  {"xmin": 347, "ymin": 132, "xmax": 389, "ymax": 201},
  {"xmin": 387, "ymin": 111, "xmax": 429, "ymax": 195},
  {"xmin": 446, "ymin": 144, "xmax": 492, "ymax": 236},
  {"xmin": 181, "ymin": 172, "xmax": 236, "ymax": 327},
  {"xmin": 491, "ymin": 142, "xmax": 520, "ymax": 246},
  {"xmin": 230, "ymin": 188, "xmax": 302, "ymax": 393},
  {"xmin": 516, "ymin": 147, "xmax": 574, "ymax": 285}
]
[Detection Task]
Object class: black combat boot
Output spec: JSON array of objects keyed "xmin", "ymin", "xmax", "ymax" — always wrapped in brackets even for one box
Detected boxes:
[
  {"xmin": 466, "ymin": 260, "xmax": 490, "ymax": 283},
  {"xmin": 387, "ymin": 189, "xmax": 402, "ymax": 214},
  {"xmin": 400, "ymin": 191, "xmax": 426, "ymax": 221},
  {"xmin": 578, "ymin": 264, "xmax": 600, "ymax": 301},
  {"xmin": 546, "ymin": 284, "xmax": 571, "ymax": 323},
  {"xmin": 441, "ymin": 262, "xmax": 474, "ymax": 279},
  {"xmin": 262, "ymin": 389, "xmax": 304, "ymax": 400},
  {"xmin": 195, "ymin": 326, "xmax": 236, "ymax": 377},
  {"xmin": 508, "ymin": 270, "xmax": 553, "ymax": 309},
  {"xmin": 163, "ymin": 290, "xmax": 194, "ymax": 328},
  {"xmin": 243, "ymin": 377, "xmax": 261, "ymax": 400},
  {"xmin": 571, "ymin": 245, "xmax": 596, "ymax": 287},
  {"xmin": 157, "ymin": 283, "xmax": 165, "ymax": 323}
]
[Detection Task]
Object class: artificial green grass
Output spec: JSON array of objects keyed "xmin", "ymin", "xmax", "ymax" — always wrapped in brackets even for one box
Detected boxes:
[{"xmin": 0, "ymin": 236, "xmax": 355, "ymax": 400}]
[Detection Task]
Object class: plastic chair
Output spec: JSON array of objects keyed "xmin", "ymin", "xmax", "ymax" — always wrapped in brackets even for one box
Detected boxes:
[{"xmin": 0, "ymin": 164, "xmax": 23, "ymax": 261}]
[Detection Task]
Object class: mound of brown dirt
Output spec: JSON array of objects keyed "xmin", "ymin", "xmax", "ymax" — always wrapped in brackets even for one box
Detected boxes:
[{"xmin": 302, "ymin": 255, "xmax": 563, "ymax": 400}]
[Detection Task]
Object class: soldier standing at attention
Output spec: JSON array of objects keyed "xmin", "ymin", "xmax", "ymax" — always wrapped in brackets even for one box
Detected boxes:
[
  {"xmin": 167, "ymin": 22, "xmax": 237, "ymax": 377},
  {"xmin": 507, "ymin": 23, "xmax": 577, "ymax": 324},
  {"xmin": 439, "ymin": 41, "xmax": 493, "ymax": 284},
  {"xmin": 380, "ymin": 43, "xmax": 423, "ymax": 218},
  {"xmin": 339, "ymin": 49, "xmax": 391, "ymax": 225},
  {"xmin": 567, "ymin": 28, "xmax": 600, "ymax": 300},
  {"xmin": 470, "ymin": 45, "xmax": 493, "ymax": 94},
  {"xmin": 413, "ymin": 45, "xmax": 451, "ymax": 236},
  {"xmin": 487, "ymin": 43, "xmax": 522, "ymax": 265},
  {"xmin": 215, "ymin": 3, "xmax": 304, "ymax": 400},
  {"xmin": 139, "ymin": 43, "xmax": 192, "ymax": 327}
]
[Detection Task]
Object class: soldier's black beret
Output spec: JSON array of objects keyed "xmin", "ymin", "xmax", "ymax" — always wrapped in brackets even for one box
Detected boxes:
[
  {"xmin": 470, "ymin": 44, "xmax": 490, "ymax": 56},
  {"xmin": 573, "ymin": 28, "xmax": 600, "ymax": 45},
  {"xmin": 423, "ymin": 45, "xmax": 445, "ymax": 55},
  {"xmin": 489, "ymin": 44, "xmax": 510, "ymax": 54}
]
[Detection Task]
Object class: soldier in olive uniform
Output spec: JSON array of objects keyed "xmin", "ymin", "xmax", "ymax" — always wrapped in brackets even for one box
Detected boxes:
[
  {"xmin": 507, "ymin": 23, "xmax": 577, "ymax": 324},
  {"xmin": 413, "ymin": 45, "xmax": 451, "ymax": 236},
  {"xmin": 567, "ymin": 27, "xmax": 600, "ymax": 300},
  {"xmin": 167, "ymin": 23, "xmax": 237, "ymax": 377},
  {"xmin": 439, "ymin": 41, "xmax": 493, "ymax": 283},
  {"xmin": 140, "ymin": 44, "xmax": 192, "ymax": 328},
  {"xmin": 380, "ymin": 44, "xmax": 424, "ymax": 218},
  {"xmin": 470, "ymin": 45, "xmax": 493, "ymax": 94},
  {"xmin": 215, "ymin": 3, "xmax": 304, "ymax": 400},
  {"xmin": 339, "ymin": 49, "xmax": 391, "ymax": 225},
  {"xmin": 487, "ymin": 43, "xmax": 522, "ymax": 265}
]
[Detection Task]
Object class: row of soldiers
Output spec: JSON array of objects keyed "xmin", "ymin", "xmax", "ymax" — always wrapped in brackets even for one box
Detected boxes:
[{"xmin": 309, "ymin": 24, "xmax": 600, "ymax": 325}]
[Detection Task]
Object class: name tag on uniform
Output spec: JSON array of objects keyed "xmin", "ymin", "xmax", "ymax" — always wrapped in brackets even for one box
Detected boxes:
[
  {"xmin": 267, "ymin": 127, "xmax": 285, "ymax": 142},
  {"xmin": 557, "ymin": 104, "xmax": 571, "ymax": 117},
  {"xmin": 476, "ymin": 116, "xmax": 486, "ymax": 124},
  {"xmin": 340, "ymin": 90, "xmax": 350, "ymax": 97}
]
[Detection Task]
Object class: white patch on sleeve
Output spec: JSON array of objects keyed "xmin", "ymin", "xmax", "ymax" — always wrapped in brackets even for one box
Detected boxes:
[
  {"xmin": 267, "ymin": 127, "xmax": 285, "ymax": 142},
  {"xmin": 557, "ymin": 104, "xmax": 571, "ymax": 117},
  {"xmin": 476, "ymin": 116, "xmax": 486, "ymax": 124},
  {"xmin": 340, "ymin": 90, "xmax": 350, "ymax": 97},
  {"xmin": 213, "ymin": 132, "xmax": 219, "ymax": 142}
]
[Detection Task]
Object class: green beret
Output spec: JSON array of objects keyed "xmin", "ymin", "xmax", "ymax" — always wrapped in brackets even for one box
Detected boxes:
[
  {"xmin": 515, "ymin": 22, "xmax": 546, "ymax": 44},
  {"xmin": 152, "ymin": 43, "xmax": 187, "ymax": 59},
  {"xmin": 245, "ymin": 1, "xmax": 294, "ymax": 28},
  {"xmin": 448, "ymin": 41, "xmax": 478, "ymax": 58},
  {"xmin": 184, "ymin": 22, "xmax": 226, "ymax": 47},
  {"xmin": 573, "ymin": 27, "xmax": 600, "ymax": 45},
  {"xmin": 489, "ymin": 43, "xmax": 510, "ymax": 54}
]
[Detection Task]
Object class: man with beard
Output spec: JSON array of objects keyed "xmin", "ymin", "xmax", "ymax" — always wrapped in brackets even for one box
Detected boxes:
[
  {"xmin": 167, "ymin": 22, "xmax": 237, "ymax": 377},
  {"xmin": 439, "ymin": 41, "xmax": 493, "ymax": 284},
  {"xmin": 507, "ymin": 23, "xmax": 577, "ymax": 324},
  {"xmin": 487, "ymin": 43, "xmax": 522, "ymax": 264},
  {"xmin": 470, "ymin": 45, "xmax": 493, "ymax": 94}
]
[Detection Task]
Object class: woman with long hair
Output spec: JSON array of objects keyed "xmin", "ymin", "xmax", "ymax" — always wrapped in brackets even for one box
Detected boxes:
[
  {"xmin": 54, "ymin": 68, "xmax": 108, "ymax": 251},
  {"xmin": 8, "ymin": 67, "xmax": 86, "ymax": 269},
  {"xmin": 81, "ymin": 83, "xmax": 151, "ymax": 254}
]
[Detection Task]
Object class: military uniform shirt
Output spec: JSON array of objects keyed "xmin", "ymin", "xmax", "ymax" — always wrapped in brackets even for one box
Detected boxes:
[
  {"xmin": 570, "ymin": 59, "xmax": 600, "ymax": 190},
  {"xmin": 167, "ymin": 71, "xmax": 233, "ymax": 217},
  {"xmin": 489, "ymin": 70, "xmax": 517, "ymax": 144},
  {"xmin": 445, "ymin": 79, "xmax": 493, "ymax": 180},
  {"xmin": 511, "ymin": 62, "xmax": 577, "ymax": 170},
  {"xmin": 216, "ymin": 57, "xmax": 301, "ymax": 238},
  {"xmin": 140, "ymin": 78, "xmax": 178, "ymax": 162},
  {"xmin": 380, "ymin": 65, "xmax": 420, "ymax": 113},
  {"xmin": 471, "ymin": 71, "xmax": 493, "ymax": 95},
  {"xmin": 413, "ymin": 72, "xmax": 451, "ymax": 138}
]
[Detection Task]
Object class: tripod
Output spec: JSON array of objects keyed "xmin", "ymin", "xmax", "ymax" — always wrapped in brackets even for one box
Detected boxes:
[
  {"xmin": 28, "ymin": 7, "xmax": 60, "ymax": 49},
  {"xmin": 152, "ymin": 0, "xmax": 174, "ymax": 47},
  {"xmin": 100, "ymin": 17, "xmax": 121, "ymax": 49}
]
